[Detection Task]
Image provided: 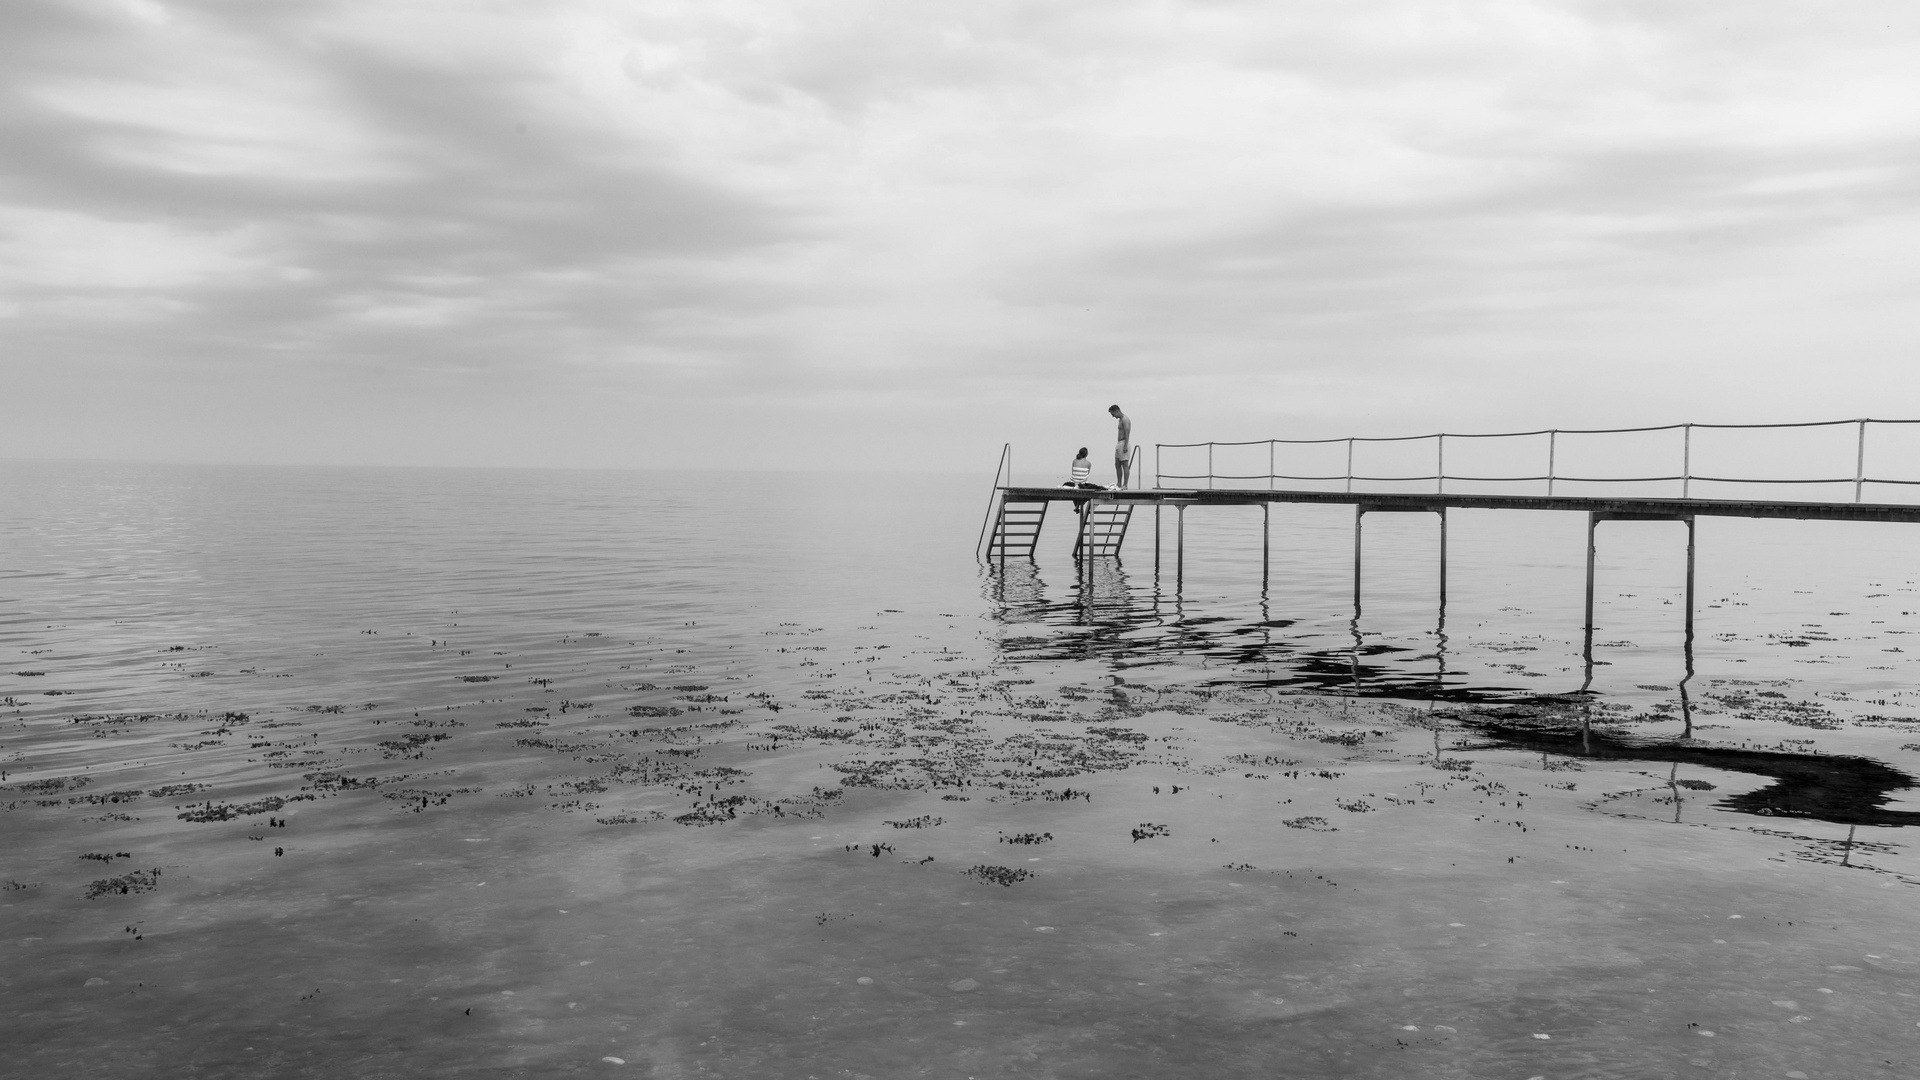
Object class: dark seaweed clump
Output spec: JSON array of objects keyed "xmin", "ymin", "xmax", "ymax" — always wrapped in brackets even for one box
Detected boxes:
[
  {"xmin": 674, "ymin": 795, "xmax": 754, "ymax": 825},
  {"xmin": 378, "ymin": 732, "xmax": 451, "ymax": 759},
  {"xmin": 14, "ymin": 776, "xmax": 85, "ymax": 795},
  {"xmin": 177, "ymin": 797, "xmax": 294, "ymax": 822},
  {"xmin": 148, "ymin": 784, "xmax": 208, "ymax": 798},
  {"xmin": 85, "ymin": 868, "xmax": 160, "ymax": 899},
  {"xmin": 962, "ymin": 865, "xmax": 1032, "ymax": 886}
]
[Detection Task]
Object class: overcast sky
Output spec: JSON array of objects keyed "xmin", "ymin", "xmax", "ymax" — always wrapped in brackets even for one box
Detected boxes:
[{"xmin": 4, "ymin": 0, "xmax": 1918, "ymax": 474}]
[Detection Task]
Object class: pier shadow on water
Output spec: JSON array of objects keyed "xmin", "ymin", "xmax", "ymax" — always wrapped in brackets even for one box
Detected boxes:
[
  {"xmin": 1455, "ymin": 706, "xmax": 1920, "ymax": 828},
  {"xmin": 985, "ymin": 554, "xmax": 1920, "ymax": 832}
]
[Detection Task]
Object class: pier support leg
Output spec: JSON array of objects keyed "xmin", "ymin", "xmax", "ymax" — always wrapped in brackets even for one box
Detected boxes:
[
  {"xmin": 994, "ymin": 496, "xmax": 1007, "ymax": 570},
  {"xmin": 1079, "ymin": 501, "xmax": 1092, "ymax": 584},
  {"xmin": 1353, "ymin": 508, "xmax": 1365, "ymax": 615},
  {"xmin": 1681, "ymin": 516, "xmax": 1697, "ymax": 736},
  {"xmin": 1349, "ymin": 525, "xmax": 1364, "ymax": 695},
  {"xmin": 1262, "ymin": 502, "xmax": 1270, "ymax": 590},
  {"xmin": 1435, "ymin": 508, "xmax": 1449, "ymax": 695},
  {"xmin": 1175, "ymin": 505, "xmax": 1185, "ymax": 592},
  {"xmin": 1683, "ymin": 515, "xmax": 1696, "ymax": 647},
  {"xmin": 1154, "ymin": 505, "xmax": 1162, "ymax": 575},
  {"xmin": 1582, "ymin": 512, "xmax": 1599, "ymax": 682}
]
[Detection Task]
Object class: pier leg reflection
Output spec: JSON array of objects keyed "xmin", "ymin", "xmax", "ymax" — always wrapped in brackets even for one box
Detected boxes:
[
  {"xmin": 1349, "ymin": 504, "xmax": 1455, "ymax": 699},
  {"xmin": 1580, "ymin": 511, "xmax": 1700, "ymax": 735},
  {"xmin": 990, "ymin": 500, "xmax": 1706, "ymax": 709}
]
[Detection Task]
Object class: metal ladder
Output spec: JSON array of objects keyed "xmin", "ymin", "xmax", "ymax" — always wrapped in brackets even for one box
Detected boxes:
[
  {"xmin": 1072, "ymin": 501, "xmax": 1133, "ymax": 557},
  {"xmin": 985, "ymin": 499, "xmax": 1049, "ymax": 560}
]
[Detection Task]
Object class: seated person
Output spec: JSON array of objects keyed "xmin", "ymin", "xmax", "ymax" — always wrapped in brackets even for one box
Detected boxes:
[{"xmin": 1062, "ymin": 448, "xmax": 1105, "ymax": 489}]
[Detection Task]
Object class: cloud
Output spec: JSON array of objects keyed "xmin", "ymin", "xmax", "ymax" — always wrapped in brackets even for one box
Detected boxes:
[{"xmin": 3, "ymin": 0, "xmax": 1919, "ymax": 469}]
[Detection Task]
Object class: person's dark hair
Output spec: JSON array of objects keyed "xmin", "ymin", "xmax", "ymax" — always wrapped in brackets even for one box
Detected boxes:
[
  {"xmin": 1108, "ymin": 404, "xmax": 1121, "ymax": 412},
  {"xmin": 1076, "ymin": 447, "xmax": 1089, "ymax": 457}
]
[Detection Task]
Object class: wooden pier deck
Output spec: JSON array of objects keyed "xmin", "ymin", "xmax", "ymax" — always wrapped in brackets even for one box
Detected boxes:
[{"xmin": 1000, "ymin": 485, "xmax": 1920, "ymax": 524}]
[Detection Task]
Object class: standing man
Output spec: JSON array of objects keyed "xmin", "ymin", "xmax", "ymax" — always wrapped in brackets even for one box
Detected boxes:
[{"xmin": 1109, "ymin": 404, "xmax": 1132, "ymax": 489}]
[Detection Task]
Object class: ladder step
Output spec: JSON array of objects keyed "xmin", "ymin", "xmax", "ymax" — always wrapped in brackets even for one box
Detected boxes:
[
  {"xmin": 987, "ymin": 496, "xmax": 1049, "ymax": 561},
  {"xmin": 1071, "ymin": 502, "xmax": 1133, "ymax": 557}
]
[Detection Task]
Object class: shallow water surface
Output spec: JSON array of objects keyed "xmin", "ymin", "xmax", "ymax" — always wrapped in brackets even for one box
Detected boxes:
[{"xmin": 4, "ymin": 462, "xmax": 1920, "ymax": 1079}]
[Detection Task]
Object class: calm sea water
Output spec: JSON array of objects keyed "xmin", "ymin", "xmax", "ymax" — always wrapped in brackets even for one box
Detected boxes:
[{"xmin": 5, "ymin": 460, "xmax": 1920, "ymax": 1078}]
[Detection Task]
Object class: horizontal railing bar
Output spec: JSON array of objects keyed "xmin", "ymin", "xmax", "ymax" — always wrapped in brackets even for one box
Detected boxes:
[
  {"xmin": 1160, "ymin": 472, "xmax": 1890, "ymax": 486},
  {"xmin": 1685, "ymin": 475, "xmax": 1858, "ymax": 485},
  {"xmin": 1165, "ymin": 473, "xmax": 1698, "ymax": 484},
  {"xmin": 1157, "ymin": 417, "xmax": 1920, "ymax": 453},
  {"xmin": 1151, "ymin": 419, "xmax": 1920, "ymax": 498}
]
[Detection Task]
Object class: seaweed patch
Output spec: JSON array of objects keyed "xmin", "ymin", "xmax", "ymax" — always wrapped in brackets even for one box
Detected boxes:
[{"xmin": 962, "ymin": 865, "xmax": 1033, "ymax": 886}]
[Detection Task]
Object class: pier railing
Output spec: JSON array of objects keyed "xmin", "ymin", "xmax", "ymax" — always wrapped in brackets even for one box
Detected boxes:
[{"xmin": 1155, "ymin": 419, "xmax": 1920, "ymax": 503}]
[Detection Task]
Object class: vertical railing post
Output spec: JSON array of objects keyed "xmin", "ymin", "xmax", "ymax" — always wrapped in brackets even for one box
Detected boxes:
[
  {"xmin": 1436, "ymin": 434, "xmax": 1445, "ymax": 494},
  {"xmin": 1856, "ymin": 419, "xmax": 1868, "ymax": 503},
  {"xmin": 1269, "ymin": 440, "xmax": 1275, "ymax": 492},
  {"xmin": 1345, "ymin": 438, "xmax": 1354, "ymax": 494},
  {"xmin": 1547, "ymin": 430, "xmax": 1557, "ymax": 497},
  {"xmin": 1155, "ymin": 444, "xmax": 1161, "ymax": 489},
  {"xmin": 1207, "ymin": 443, "xmax": 1215, "ymax": 490},
  {"xmin": 1682, "ymin": 424, "xmax": 1692, "ymax": 499}
]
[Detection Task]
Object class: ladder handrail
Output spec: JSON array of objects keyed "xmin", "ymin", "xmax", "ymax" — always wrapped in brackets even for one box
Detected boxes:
[{"xmin": 975, "ymin": 442, "xmax": 1011, "ymax": 559}]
